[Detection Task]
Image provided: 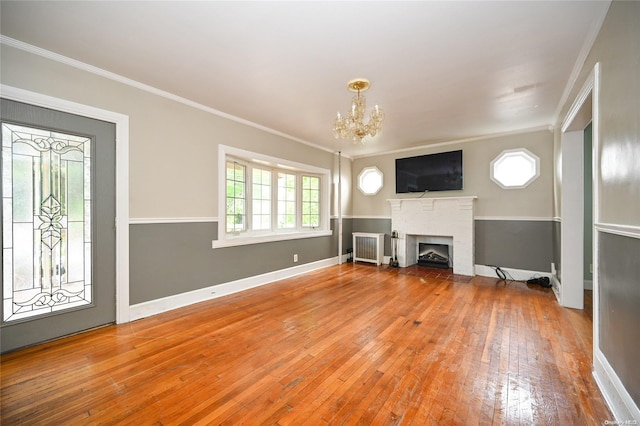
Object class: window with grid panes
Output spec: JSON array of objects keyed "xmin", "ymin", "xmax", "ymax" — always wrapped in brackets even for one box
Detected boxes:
[
  {"xmin": 219, "ymin": 146, "xmax": 330, "ymax": 246},
  {"xmin": 252, "ymin": 168, "xmax": 271, "ymax": 230},
  {"xmin": 302, "ymin": 175, "xmax": 320, "ymax": 227},
  {"xmin": 226, "ymin": 161, "xmax": 246, "ymax": 232},
  {"xmin": 277, "ymin": 172, "xmax": 296, "ymax": 229}
]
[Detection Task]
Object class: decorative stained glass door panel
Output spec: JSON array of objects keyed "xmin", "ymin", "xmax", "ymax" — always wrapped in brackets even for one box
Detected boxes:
[
  {"xmin": 2, "ymin": 123, "xmax": 93, "ymax": 321},
  {"xmin": 1, "ymin": 98, "xmax": 116, "ymax": 352}
]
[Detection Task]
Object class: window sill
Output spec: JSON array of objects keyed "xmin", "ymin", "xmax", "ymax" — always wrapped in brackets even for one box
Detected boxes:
[{"xmin": 211, "ymin": 230, "xmax": 333, "ymax": 249}]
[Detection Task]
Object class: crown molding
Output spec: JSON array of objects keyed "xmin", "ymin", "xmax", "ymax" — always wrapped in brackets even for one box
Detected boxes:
[
  {"xmin": 551, "ymin": 1, "xmax": 611, "ymax": 125},
  {"xmin": 0, "ymin": 35, "xmax": 335, "ymax": 156},
  {"xmin": 351, "ymin": 125, "xmax": 552, "ymax": 160}
]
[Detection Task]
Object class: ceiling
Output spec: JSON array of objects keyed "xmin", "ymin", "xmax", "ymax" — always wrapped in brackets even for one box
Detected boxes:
[{"xmin": 0, "ymin": 1, "xmax": 610, "ymax": 158}]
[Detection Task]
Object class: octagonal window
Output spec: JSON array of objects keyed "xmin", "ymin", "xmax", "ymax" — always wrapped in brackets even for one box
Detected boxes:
[
  {"xmin": 358, "ymin": 166, "xmax": 383, "ymax": 195},
  {"xmin": 490, "ymin": 149, "xmax": 540, "ymax": 189}
]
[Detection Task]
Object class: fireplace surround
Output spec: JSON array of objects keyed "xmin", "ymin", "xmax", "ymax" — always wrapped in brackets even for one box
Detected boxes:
[{"xmin": 388, "ymin": 196, "xmax": 477, "ymax": 276}]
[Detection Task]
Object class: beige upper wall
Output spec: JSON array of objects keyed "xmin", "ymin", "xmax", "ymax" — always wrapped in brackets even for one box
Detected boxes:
[
  {"xmin": 333, "ymin": 154, "xmax": 353, "ymax": 217},
  {"xmin": 0, "ymin": 45, "xmax": 337, "ymax": 219},
  {"xmin": 554, "ymin": 1, "xmax": 640, "ymax": 226},
  {"xmin": 351, "ymin": 129, "xmax": 554, "ymax": 218}
]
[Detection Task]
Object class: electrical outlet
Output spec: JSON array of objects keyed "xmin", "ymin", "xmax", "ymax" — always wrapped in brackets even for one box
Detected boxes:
[{"xmin": 293, "ymin": 254, "xmax": 298, "ymax": 262}]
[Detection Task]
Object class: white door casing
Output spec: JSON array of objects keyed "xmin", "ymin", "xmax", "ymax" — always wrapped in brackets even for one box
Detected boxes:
[{"xmin": 1, "ymin": 85, "xmax": 130, "ymax": 325}]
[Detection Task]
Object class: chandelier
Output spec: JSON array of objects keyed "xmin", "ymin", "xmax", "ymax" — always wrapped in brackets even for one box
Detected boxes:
[{"xmin": 332, "ymin": 78, "xmax": 384, "ymax": 145}]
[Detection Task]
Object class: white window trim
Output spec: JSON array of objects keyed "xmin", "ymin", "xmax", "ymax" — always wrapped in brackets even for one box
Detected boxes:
[
  {"xmin": 490, "ymin": 148, "xmax": 540, "ymax": 189},
  {"xmin": 214, "ymin": 145, "xmax": 331, "ymax": 249},
  {"xmin": 358, "ymin": 166, "xmax": 384, "ymax": 195}
]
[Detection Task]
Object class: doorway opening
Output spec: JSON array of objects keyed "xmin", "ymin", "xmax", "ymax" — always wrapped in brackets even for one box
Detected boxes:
[{"xmin": 559, "ymin": 63, "xmax": 600, "ymax": 355}]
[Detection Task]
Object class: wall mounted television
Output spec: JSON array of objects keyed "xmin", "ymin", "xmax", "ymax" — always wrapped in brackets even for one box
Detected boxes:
[{"xmin": 395, "ymin": 150, "xmax": 463, "ymax": 193}]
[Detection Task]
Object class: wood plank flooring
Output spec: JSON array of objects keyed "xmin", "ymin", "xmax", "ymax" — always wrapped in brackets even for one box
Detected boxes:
[{"xmin": 1, "ymin": 263, "xmax": 612, "ymax": 425}]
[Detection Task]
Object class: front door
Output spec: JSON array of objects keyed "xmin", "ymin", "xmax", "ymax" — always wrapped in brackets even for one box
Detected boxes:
[{"xmin": 1, "ymin": 98, "xmax": 116, "ymax": 352}]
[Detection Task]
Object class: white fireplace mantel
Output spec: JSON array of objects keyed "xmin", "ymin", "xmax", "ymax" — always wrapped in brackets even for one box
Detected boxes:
[{"xmin": 388, "ymin": 196, "xmax": 477, "ymax": 276}]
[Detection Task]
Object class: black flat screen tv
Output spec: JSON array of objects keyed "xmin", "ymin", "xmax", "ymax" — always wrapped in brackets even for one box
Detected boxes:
[{"xmin": 395, "ymin": 150, "xmax": 463, "ymax": 193}]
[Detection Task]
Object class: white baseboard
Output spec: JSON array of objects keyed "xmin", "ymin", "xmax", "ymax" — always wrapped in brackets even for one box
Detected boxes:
[
  {"xmin": 584, "ymin": 279, "xmax": 593, "ymax": 290},
  {"xmin": 475, "ymin": 264, "xmax": 552, "ymax": 282},
  {"xmin": 593, "ymin": 349, "xmax": 640, "ymax": 423},
  {"xmin": 129, "ymin": 257, "xmax": 339, "ymax": 321}
]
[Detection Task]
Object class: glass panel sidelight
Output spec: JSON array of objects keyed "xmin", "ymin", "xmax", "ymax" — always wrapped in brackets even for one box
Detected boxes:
[{"xmin": 2, "ymin": 122, "xmax": 92, "ymax": 323}]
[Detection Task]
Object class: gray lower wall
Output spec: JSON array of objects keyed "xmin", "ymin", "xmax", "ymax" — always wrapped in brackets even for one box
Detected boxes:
[
  {"xmin": 130, "ymin": 219, "xmax": 339, "ymax": 304},
  {"xmin": 475, "ymin": 220, "xmax": 553, "ymax": 272},
  {"xmin": 553, "ymin": 220, "xmax": 562, "ymax": 282},
  {"xmin": 599, "ymin": 232, "xmax": 640, "ymax": 407},
  {"xmin": 351, "ymin": 218, "xmax": 553, "ymax": 273},
  {"xmin": 352, "ymin": 218, "xmax": 393, "ymax": 255},
  {"xmin": 341, "ymin": 218, "xmax": 353, "ymax": 254},
  {"xmin": 130, "ymin": 218, "xmax": 555, "ymax": 304}
]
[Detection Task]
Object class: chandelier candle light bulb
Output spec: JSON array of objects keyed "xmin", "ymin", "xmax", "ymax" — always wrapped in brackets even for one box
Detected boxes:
[{"xmin": 333, "ymin": 78, "xmax": 384, "ymax": 145}]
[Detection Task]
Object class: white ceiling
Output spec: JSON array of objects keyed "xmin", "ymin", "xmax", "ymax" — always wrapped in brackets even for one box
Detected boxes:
[{"xmin": 0, "ymin": 1, "xmax": 610, "ymax": 158}]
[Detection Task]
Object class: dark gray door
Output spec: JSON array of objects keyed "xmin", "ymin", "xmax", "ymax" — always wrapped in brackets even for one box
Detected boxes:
[{"xmin": 1, "ymin": 98, "xmax": 116, "ymax": 352}]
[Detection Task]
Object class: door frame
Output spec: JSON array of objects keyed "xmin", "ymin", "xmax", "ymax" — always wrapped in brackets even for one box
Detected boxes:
[
  {"xmin": 559, "ymin": 63, "xmax": 599, "ymax": 341},
  {"xmin": 1, "ymin": 84, "xmax": 130, "ymax": 324}
]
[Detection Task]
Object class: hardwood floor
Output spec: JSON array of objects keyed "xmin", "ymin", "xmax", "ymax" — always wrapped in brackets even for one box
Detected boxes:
[{"xmin": 1, "ymin": 263, "xmax": 612, "ymax": 425}]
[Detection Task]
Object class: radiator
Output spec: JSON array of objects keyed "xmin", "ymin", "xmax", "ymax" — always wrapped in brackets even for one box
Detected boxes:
[{"xmin": 352, "ymin": 233, "xmax": 385, "ymax": 265}]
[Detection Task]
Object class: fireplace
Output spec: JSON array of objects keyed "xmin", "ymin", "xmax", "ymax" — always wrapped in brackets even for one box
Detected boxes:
[
  {"xmin": 388, "ymin": 196, "xmax": 477, "ymax": 276},
  {"xmin": 418, "ymin": 243, "xmax": 450, "ymax": 269}
]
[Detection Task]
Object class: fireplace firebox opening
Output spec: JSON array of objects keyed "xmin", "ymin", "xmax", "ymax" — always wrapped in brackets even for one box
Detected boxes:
[{"xmin": 418, "ymin": 243, "xmax": 451, "ymax": 269}]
